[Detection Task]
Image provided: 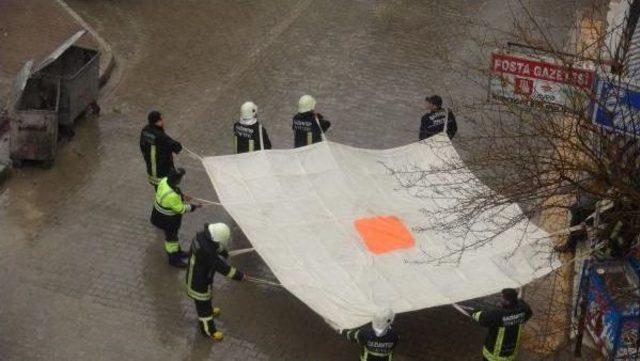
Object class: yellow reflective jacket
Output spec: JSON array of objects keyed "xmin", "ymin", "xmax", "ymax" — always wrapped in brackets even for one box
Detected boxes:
[{"xmin": 154, "ymin": 178, "xmax": 190, "ymax": 215}]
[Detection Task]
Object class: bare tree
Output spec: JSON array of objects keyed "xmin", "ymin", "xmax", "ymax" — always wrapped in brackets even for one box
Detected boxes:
[{"xmin": 384, "ymin": 0, "xmax": 640, "ymax": 357}]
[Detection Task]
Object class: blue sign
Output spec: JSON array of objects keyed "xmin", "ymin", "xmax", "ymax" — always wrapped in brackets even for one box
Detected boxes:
[{"xmin": 592, "ymin": 77, "xmax": 640, "ymax": 137}]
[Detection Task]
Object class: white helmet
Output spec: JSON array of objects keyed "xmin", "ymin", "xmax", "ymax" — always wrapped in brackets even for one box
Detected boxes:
[
  {"xmin": 298, "ymin": 95, "xmax": 316, "ymax": 113},
  {"xmin": 208, "ymin": 223, "xmax": 231, "ymax": 251},
  {"xmin": 372, "ymin": 309, "xmax": 394, "ymax": 337},
  {"xmin": 240, "ymin": 101, "xmax": 257, "ymax": 120}
]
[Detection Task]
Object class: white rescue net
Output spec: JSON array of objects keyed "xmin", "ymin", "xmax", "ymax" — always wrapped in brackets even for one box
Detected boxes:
[{"xmin": 202, "ymin": 134, "xmax": 558, "ymax": 329}]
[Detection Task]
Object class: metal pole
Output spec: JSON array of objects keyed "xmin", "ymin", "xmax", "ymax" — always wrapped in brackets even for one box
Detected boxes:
[
  {"xmin": 575, "ymin": 199, "xmax": 602, "ymax": 356},
  {"xmin": 574, "ymin": 259, "xmax": 591, "ymax": 357}
]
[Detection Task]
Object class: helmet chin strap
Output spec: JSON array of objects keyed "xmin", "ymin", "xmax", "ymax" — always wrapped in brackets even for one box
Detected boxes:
[{"xmin": 240, "ymin": 117, "xmax": 257, "ymax": 126}]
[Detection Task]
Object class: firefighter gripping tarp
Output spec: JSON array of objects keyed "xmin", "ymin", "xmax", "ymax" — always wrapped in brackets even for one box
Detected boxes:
[{"xmin": 202, "ymin": 134, "xmax": 559, "ymax": 329}]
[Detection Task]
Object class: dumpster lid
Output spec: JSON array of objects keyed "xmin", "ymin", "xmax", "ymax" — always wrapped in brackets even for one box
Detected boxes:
[
  {"xmin": 14, "ymin": 60, "xmax": 33, "ymax": 95},
  {"xmin": 9, "ymin": 60, "xmax": 33, "ymax": 111},
  {"xmin": 35, "ymin": 30, "xmax": 86, "ymax": 72}
]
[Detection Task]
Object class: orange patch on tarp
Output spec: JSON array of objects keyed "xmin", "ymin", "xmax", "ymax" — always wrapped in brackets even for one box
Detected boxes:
[{"xmin": 354, "ymin": 216, "xmax": 415, "ymax": 254}]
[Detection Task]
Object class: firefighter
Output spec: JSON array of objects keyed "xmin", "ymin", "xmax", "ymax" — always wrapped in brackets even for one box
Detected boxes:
[
  {"xmin": 341, "ymin": 309, "xmax": 398, "ymax": 361},
  {"xmin": 233, "ymin": 101, "xmax": 272, "ymax": 153},
  {"xmin": 419, "ymin": 95, "xmax": 457, "ymax": 140},
  {"xmin": 601, "ymin": 199, "xmax": 638, "ymax": 257},
  {"xmin": 150, "ymin": 168, "xmax": 201, "ymax": 268},
  {"xmin": 140, "ymin": 110, "xmax": 183, "ymax": 189},
  {"xmin": 292, "ymin": 94, "xmax": 331, "ymax": 148},
  {"xmin": 186, "ymin": 223, "xmax": 246, "ymax": 341},
  {"xmin": 472, "ymin": 288, "xmax": 533, "ymax": 361}
]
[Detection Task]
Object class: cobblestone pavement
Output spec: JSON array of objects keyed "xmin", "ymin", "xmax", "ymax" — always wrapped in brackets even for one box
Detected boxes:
[
  {"xmin": 0, "ymin": 1, "xmax": 599, "ymax": 360},
  {"xmin": 0, "ymin": 0, "xmax": 99, "ymax": 102}
]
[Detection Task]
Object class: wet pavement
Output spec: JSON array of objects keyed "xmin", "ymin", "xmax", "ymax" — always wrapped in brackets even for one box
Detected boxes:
[{"xmin": 0, "ymin": 1, "xmax": 599, "ymax": 360}]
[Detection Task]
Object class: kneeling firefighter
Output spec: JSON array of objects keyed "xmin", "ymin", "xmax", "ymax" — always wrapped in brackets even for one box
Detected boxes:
[
  {"xmin": 186, "ymin": 223, "xmax": 246, "ymax": 341},
  {"xmin": 150, "ymin": 168, "xmax": 201, "ymax": 268},
  {"xmin": 341, "ymin": 309, "xmax": 399, "ymax": 361}
]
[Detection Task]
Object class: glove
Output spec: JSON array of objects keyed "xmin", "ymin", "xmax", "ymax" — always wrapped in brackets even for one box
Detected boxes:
[{"xmin": 190, "ymin": 203, "xmax": 202, "ymax": 212}]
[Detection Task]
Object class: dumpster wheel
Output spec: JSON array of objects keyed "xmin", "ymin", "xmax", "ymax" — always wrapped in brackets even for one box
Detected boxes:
[{"xmin": 41, "ymin": 158, "xmax": 55, "ymax": 169}]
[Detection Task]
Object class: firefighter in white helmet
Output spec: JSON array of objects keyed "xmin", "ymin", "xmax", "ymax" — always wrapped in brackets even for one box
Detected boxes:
[
  {"xmin": 233, "ymin": 101, "xmax": 272, "ymax": 153},
  {"xmin": 341, "ymin": 309, "xmax": 399, "ymax": 361},
  {"xmin": 186, "ymin": 223, "xmax": 246, "ymax": 341},
  {"xmin": 292, "ymin": 94, "xmax": 331, "ymax": 147}
]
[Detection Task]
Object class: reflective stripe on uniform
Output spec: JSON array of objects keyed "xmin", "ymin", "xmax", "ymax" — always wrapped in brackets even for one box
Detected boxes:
[
  {"xmin": 154, "ymin": 201, "xmax": 177, "ymax": 216},
  {"xmin": 482, "ymin": 347, "xmax": 516, "ymax": 361},
  {"xmin": 186, "ymin": 254, "xmax": 195, "ymax": 294},
  {"xmin": 307, "ymin": 131, "xmax": 312, "ymax": 145},
  {"xmin": 494, "ymin": 327, "xmax": 505, "ymax": 358},
  {"xmin": 611, "ymin": 221, "xmax": 623, "ymax": 238},
  {"xmin": 346, "ymin": 329, "xmax": 360, "ymax": 342},
  {"xmin": 188, "ymin": 288, "xmax": 212, "ymax": 301},
  {"xmin": 611, "ymin": 221, "xmax": 625, "ymax": 245},
  {"xmin": 482, "ymin": 326, "xmax": 517, "ymax": 361},
  {"xmin": 199, "ymin": 316, "xmax": 213, "ymax": 336},
  {"xmin": 165, "ymin": 241, "xmax": 180, "ymax": 254},
  {"xmin": 150, "ymin": 144, "xmax": 157, "ymax": 178},
  {"xmin": 249, "ymin": 139, "xmax": 254, "ymax": 152},
  {"xmin": 148, "ymin": 175, "xmax": 160, "ymax": 185},
  {"xmin": 472, "ymin": 311, "xmax": 482, "ymax": 322},
  {"xmin": 363, "ymin": 348, "xmax": 391, "ymax": 360},
  {"xmin": 365, "ymin": 349, "xmax": 391, "ymax": 357},
  {"xmin": 226, "ymin": 267, "xmax": 237, "ymax": 279},
  {"xmin": 514, "ymin": 324, "xmax": 523, "ymax": 355}
]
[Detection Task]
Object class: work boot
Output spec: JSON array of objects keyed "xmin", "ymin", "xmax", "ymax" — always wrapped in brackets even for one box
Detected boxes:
[
  {"xmin": 198, "ymin": 318, "xmax": 222, "ymax": 340},
  {"xmin": 168, "ymin": 253, "xmax": 188, "ymax": 268},
  {"xmin": 211, "ymin": 331, "xmax": 224, "ymax": 341}
]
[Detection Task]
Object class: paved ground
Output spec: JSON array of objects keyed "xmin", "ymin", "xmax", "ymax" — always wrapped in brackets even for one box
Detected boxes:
[{"xmin": 0, "ymin": 0, "xmax": 602, "ymax": 360}]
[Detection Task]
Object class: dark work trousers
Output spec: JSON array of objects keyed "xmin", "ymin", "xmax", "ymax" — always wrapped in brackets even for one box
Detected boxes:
[{"xmin": 195, "ymin": 299, "xmax": 216, "ymax": 336}]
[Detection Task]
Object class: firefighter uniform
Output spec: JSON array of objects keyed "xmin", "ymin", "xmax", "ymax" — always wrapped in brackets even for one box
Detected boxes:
[
  {"xmin": 140, "ymin": 123, "xmax": 182, "ymax": 188},
  {"xmin": 342, "ymin": 325, "xmax": 398, "ymax": 361},
  {"xmin": 419, "ymin": 108, "xmax": 457, "ymax": 140},
  {"xmin": 233, "ymin": 121, "xmax": 272, "ymax": 153},
  {"xmin": 472, "ymin": 300, "xmax": 533, "ymax": 361},
  {"xmin": 186, "ymin": 224, "xmax": 244, "ymax": 339},
  {"xmin": 292, "ymin": 111, "xmax": 331, "ymax": 148},
  {"xmin": 151, "ymin": 175, "xmax": 196, "ymax": 267}
]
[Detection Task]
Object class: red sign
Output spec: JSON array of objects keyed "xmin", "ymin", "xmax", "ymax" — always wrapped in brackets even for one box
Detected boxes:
[{"xmin": 491, "ymin": 53, "xmax": 594, "ymax": 89}]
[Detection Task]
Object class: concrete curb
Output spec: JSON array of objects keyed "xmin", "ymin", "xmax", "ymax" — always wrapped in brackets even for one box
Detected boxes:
[{"xmin": 54, "ymin": 0, "xmax": 116, "ymax": 88}]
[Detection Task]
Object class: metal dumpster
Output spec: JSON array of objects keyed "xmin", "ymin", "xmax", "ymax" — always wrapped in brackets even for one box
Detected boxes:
[
  {"xmin": 36, "ymin": 30, "xmax": 100, "ymax": 127},
  {"xmin": 10, "ymin": 61, "xmax": 60, "ymax": 167}
]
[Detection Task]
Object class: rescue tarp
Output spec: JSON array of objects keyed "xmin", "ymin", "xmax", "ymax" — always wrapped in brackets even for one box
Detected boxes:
[{"xmin": 202, "ymin": 134, "xmax": 557, "ymax": 329}]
